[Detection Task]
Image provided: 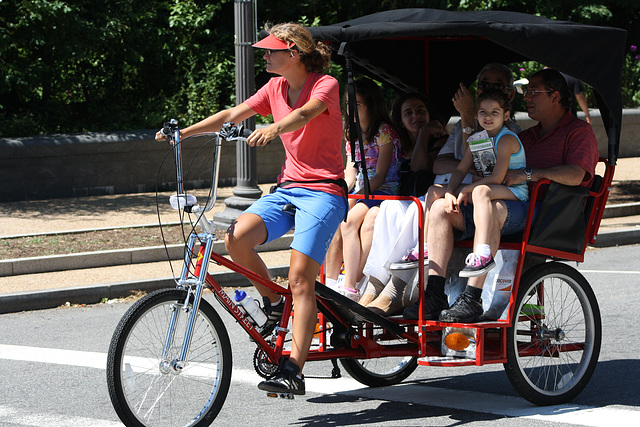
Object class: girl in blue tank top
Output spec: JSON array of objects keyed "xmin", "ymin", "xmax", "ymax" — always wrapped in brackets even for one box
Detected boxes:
[{"xmin": 443, "ymin": 89, "xmax": 528, "ymax": 277}]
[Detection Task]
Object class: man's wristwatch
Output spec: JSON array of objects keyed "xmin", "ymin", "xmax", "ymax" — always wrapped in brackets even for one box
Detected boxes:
[
  {"xmin": 524, "ymin": 167, "xmax": 532, "ymax": 182},
  {"xmin": 461, "ymin": 125, "xmax": 474, "ymax": 135}
]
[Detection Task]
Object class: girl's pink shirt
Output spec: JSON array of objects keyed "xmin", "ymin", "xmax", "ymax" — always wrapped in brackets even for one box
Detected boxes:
[{"xmin": 245, "ymin": 72, "xmax": 345, "ymax": 197}]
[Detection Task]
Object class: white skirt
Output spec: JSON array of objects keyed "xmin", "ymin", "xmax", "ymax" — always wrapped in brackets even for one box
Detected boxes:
[{"xmin": 362, "ymin": 198, "xmax": 425, "ymax": 285}]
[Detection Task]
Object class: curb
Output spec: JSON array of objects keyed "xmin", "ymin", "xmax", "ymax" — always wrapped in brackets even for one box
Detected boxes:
[
  {"xmin": 0, "ymin": 234, "xmax": 293, "ymax": 277},
  {"xmin": 0, "ymin": 222, "xmax": 183, "ymax": 240},
  {"xmin": 2, "ymin": 215, "xmax": 640, "ymax": 314},
  {"xmin": 2, "ymin": 222, "xmax": 639, "ymax": 278},
  {"xmin": 1, "ymin": 204, "xmax": 637, "ymax": 277},
  {"xmin": 602, "ymin": 202, "xmax": 640, "ymax": 218},
  {"xmin": 0, "ymin": 265, "xmax": 290, "ymax": 314},
  {"xmin": 591, "ymin": 227, "xmax": 640, "ymax": 247}
]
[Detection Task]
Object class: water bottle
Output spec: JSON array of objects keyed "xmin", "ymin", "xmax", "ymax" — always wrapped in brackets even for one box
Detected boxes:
[{"xmin": 234, "ymin": 290, "xmax": 268, "ymax": 327}]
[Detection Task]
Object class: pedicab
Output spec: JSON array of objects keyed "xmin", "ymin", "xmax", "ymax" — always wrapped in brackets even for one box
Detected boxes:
[
  {"xmin": 309, "ymin": 7, "xmax": 626, "ymax": 404},
  {"xmin": 106, "ymin": 8, "xmax": 627, "ymax": 426}
]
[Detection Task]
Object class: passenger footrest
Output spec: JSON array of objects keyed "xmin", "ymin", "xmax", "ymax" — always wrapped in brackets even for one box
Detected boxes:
[
  {"xmin": 314, "ymin": 281, "xmax": 405, "ymax": 337},
  {"xmin": 431, "ymin": 320, "xmax": 509, "ymax": 329},
  {"xmin": 418, "ymin": 356, "xmax": 477, "ymax": 366}
]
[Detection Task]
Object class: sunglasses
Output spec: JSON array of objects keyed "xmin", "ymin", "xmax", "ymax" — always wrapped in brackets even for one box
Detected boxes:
[
  {"xmin": 477, "ymin": 81, "xmax": 514, "ymax": 92},
  {"xmin": 264, "ymin": 49, "xmax": 289, "ymax": 56}
]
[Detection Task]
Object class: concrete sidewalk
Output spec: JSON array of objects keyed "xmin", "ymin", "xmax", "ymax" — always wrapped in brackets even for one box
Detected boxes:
[
  {"xmin": 0, "ymin": 182, "xmax": 294, "ymax": 313},
  {"xmin": 0, "ymin": 158, "xmax": 639, "ymax": 313}
]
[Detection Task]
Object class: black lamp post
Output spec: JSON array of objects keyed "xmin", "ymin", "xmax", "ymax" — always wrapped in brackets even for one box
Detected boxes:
[{"xmin": 214, "ymin": 0, "xmax": 262, "ymax": 226}]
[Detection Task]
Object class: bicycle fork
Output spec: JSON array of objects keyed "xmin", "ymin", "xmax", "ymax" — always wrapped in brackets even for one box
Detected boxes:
[{"xmin": 160, "ymin": 232, "xmax": 216, "ymax": 373}]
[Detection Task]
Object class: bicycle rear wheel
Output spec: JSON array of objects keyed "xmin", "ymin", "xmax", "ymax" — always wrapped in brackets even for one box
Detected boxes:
[
  {"xmin": 340, "ymin": 326, "xmax": 417, "ymax": 387},
  {"xmin": 107, "ymin": 288, "xmax": 232, "ymax": 427},
  {"xmin": 504, "ymin": 262, "xmax": 601, "ymax": 405}
]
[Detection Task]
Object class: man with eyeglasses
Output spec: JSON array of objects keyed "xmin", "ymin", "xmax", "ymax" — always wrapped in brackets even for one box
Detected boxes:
[
  {"xmin": 513, "ymin": 68, "xmax": 598, "ymax": 192},
  {"xmin": 412, "ymin": 68, "xmax": 598, "ymax": 324}
]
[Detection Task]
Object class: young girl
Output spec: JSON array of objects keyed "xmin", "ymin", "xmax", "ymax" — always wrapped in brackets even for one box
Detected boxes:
[
  {"xmin": 445, "ymin": 89, "xmax": 528, "ymax": 277},
  {"xmin": 327, "ymin": 77, "xmax": 401, "ymax": 301}
]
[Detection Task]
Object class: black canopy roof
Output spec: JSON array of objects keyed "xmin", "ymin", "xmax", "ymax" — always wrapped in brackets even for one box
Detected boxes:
[{"xmin": 308, "ymin": 8, "xmax": 627, "ymax": 162}]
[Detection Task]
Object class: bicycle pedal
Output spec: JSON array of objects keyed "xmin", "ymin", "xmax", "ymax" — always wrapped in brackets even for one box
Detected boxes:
[{"xmin": 266, "ymin": 392, "xmax": 294, "ymax": 400}]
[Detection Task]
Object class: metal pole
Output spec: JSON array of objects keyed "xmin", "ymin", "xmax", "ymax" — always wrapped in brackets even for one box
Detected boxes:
[{"xmin": 214, "ymin": 0, "xmax": 262, "ymax": 227}]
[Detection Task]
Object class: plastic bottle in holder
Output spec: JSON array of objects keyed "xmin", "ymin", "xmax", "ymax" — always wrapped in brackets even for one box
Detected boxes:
[{"xmin": 234, "ymin": 290, "xmax": 268, "ymax": 327}]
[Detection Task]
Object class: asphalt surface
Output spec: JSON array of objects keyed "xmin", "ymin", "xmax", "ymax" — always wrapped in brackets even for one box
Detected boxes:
[{"xmin": 1, "ymin": 158, "xmax": 639, "ymax": 313}]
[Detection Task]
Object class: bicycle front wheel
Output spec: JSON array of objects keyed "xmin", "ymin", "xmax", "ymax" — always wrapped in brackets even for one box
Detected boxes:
[
  {"xmin": 107, "ymin": 288, "xmax": 232, "ymax": 427},
  {"xmin": 504, "ymin": 262, "xmax": 601, "ymax": 405}
]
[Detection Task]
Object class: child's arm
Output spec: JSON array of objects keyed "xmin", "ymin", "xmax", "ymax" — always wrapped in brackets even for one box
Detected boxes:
[
  {"xmin": 443, "ymin": 148, "xmax": 474, "ymax": 213},
  {"xmin": 368, "ymin": 141, "xmax": 394, "ymax": 192},
  {"xmin": 456, "ymin": 134, "xmax": 520, "ymax": 201},
  {"xmin": 353, "ymin": 125, "xmax": 395, "ymax": 194},
  {"xmin": 445, "ymin": 148, "xmax": 473, "ymax": 195},
  {"xmin": 344, "ymin": 152, "xmax": 358, "ymax": 192}
]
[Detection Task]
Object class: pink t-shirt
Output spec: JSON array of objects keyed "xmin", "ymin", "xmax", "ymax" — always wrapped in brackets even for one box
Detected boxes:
[{"xmin": 245, "ymin": 72, "xmax": 345, "ymax": 197}]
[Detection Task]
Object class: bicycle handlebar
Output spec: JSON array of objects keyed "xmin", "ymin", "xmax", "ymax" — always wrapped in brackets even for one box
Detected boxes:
[
  {"xmin": 161, "ymin": 120, "xmax": 252, "ymax": 144},
  {"xmin": 161, "ymin": 120, "xmax": 253, "ymax": 229},
  {"xmin": 219, "ymin": 123, "xmax": 253, "ymax": 140}
]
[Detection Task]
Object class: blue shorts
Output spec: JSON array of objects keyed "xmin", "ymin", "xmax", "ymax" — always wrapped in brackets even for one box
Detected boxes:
[
  {"xmin": 454, "ymin": 200, "xmax": 540, "ymax": 241},
  {"xmin": 244, "ymin": 187, "xmax": 347, "ymax": 265}
]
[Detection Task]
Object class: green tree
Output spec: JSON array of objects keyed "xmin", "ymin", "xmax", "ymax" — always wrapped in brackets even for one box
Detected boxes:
[
  {"xmin": 0, "ymin": 0, "xmax": 236, "ymax": 137},
  {"xmin": 0, "ymin": 0, "xmax": 637, "ymax": 137},
  {"xmin": 0, "ymin": 1, "xmax": 173, "ymax": 135}
]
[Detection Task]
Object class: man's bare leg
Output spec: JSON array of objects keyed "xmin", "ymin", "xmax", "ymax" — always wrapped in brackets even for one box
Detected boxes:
[{"xmin": 403, "ymin": 198, "xmax": 464, "ymax": 320}]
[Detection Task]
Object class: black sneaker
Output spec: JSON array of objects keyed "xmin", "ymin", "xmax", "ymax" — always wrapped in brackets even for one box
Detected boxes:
[
  {"xmin": 258, "ymin": 358, "xmax": 305, "ymax": 396},
  {"xmin": 402, "ymin": 288, "xmax": 449, "ymax": 320},
  {"xmin": 260, "ymin": 296, "xmax": 285, "ymax": 338},
  {"xmin": 439, "ymin": 292, "xmax": 483, "ymax": 323}
]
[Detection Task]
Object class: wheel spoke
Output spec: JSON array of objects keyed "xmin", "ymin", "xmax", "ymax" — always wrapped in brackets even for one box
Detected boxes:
[{"xmin": 505, "ymin": 263, "xmax": 601, "ymax": 405}]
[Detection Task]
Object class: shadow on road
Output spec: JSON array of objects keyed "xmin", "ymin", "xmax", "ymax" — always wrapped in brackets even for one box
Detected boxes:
[{"xmin": 299, "ymin": 358, "xmax": 639, "ymax": 426}]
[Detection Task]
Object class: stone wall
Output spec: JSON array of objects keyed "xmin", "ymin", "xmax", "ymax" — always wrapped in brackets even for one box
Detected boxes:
[
  {"xmin": 0, "ymin": 131, "xmax": 286, "ymax": 202},
  {"xmin": 1, "ymin": 109, "xmax": 637, "ymax": 202}
]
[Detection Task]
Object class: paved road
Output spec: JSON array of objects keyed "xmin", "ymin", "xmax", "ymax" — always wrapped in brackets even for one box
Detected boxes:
[{"xmin": 1, "ymin": 245, "xmax": 639, "ymax": 426}]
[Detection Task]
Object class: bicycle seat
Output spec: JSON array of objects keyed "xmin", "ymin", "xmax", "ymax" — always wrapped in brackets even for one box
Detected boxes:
[{"xmin": 282, "ymin": 203, "xmax": 297, "ymax": 216}]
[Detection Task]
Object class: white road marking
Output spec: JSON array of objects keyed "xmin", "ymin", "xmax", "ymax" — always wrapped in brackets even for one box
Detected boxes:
[
  {"xmin": 0, "ymin": 344, "xmax": 106, "ymax": 369},
  {"xmin": 579, "ymin": 269, "xmax": 640, "ymax": 274},
  {"xmin": 0, "ymin": 344, "xmax": 637, "ymax": 426},
  {"xmin": 0, "ymin": 404, "xmax": 121, "ymax": 427}
]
